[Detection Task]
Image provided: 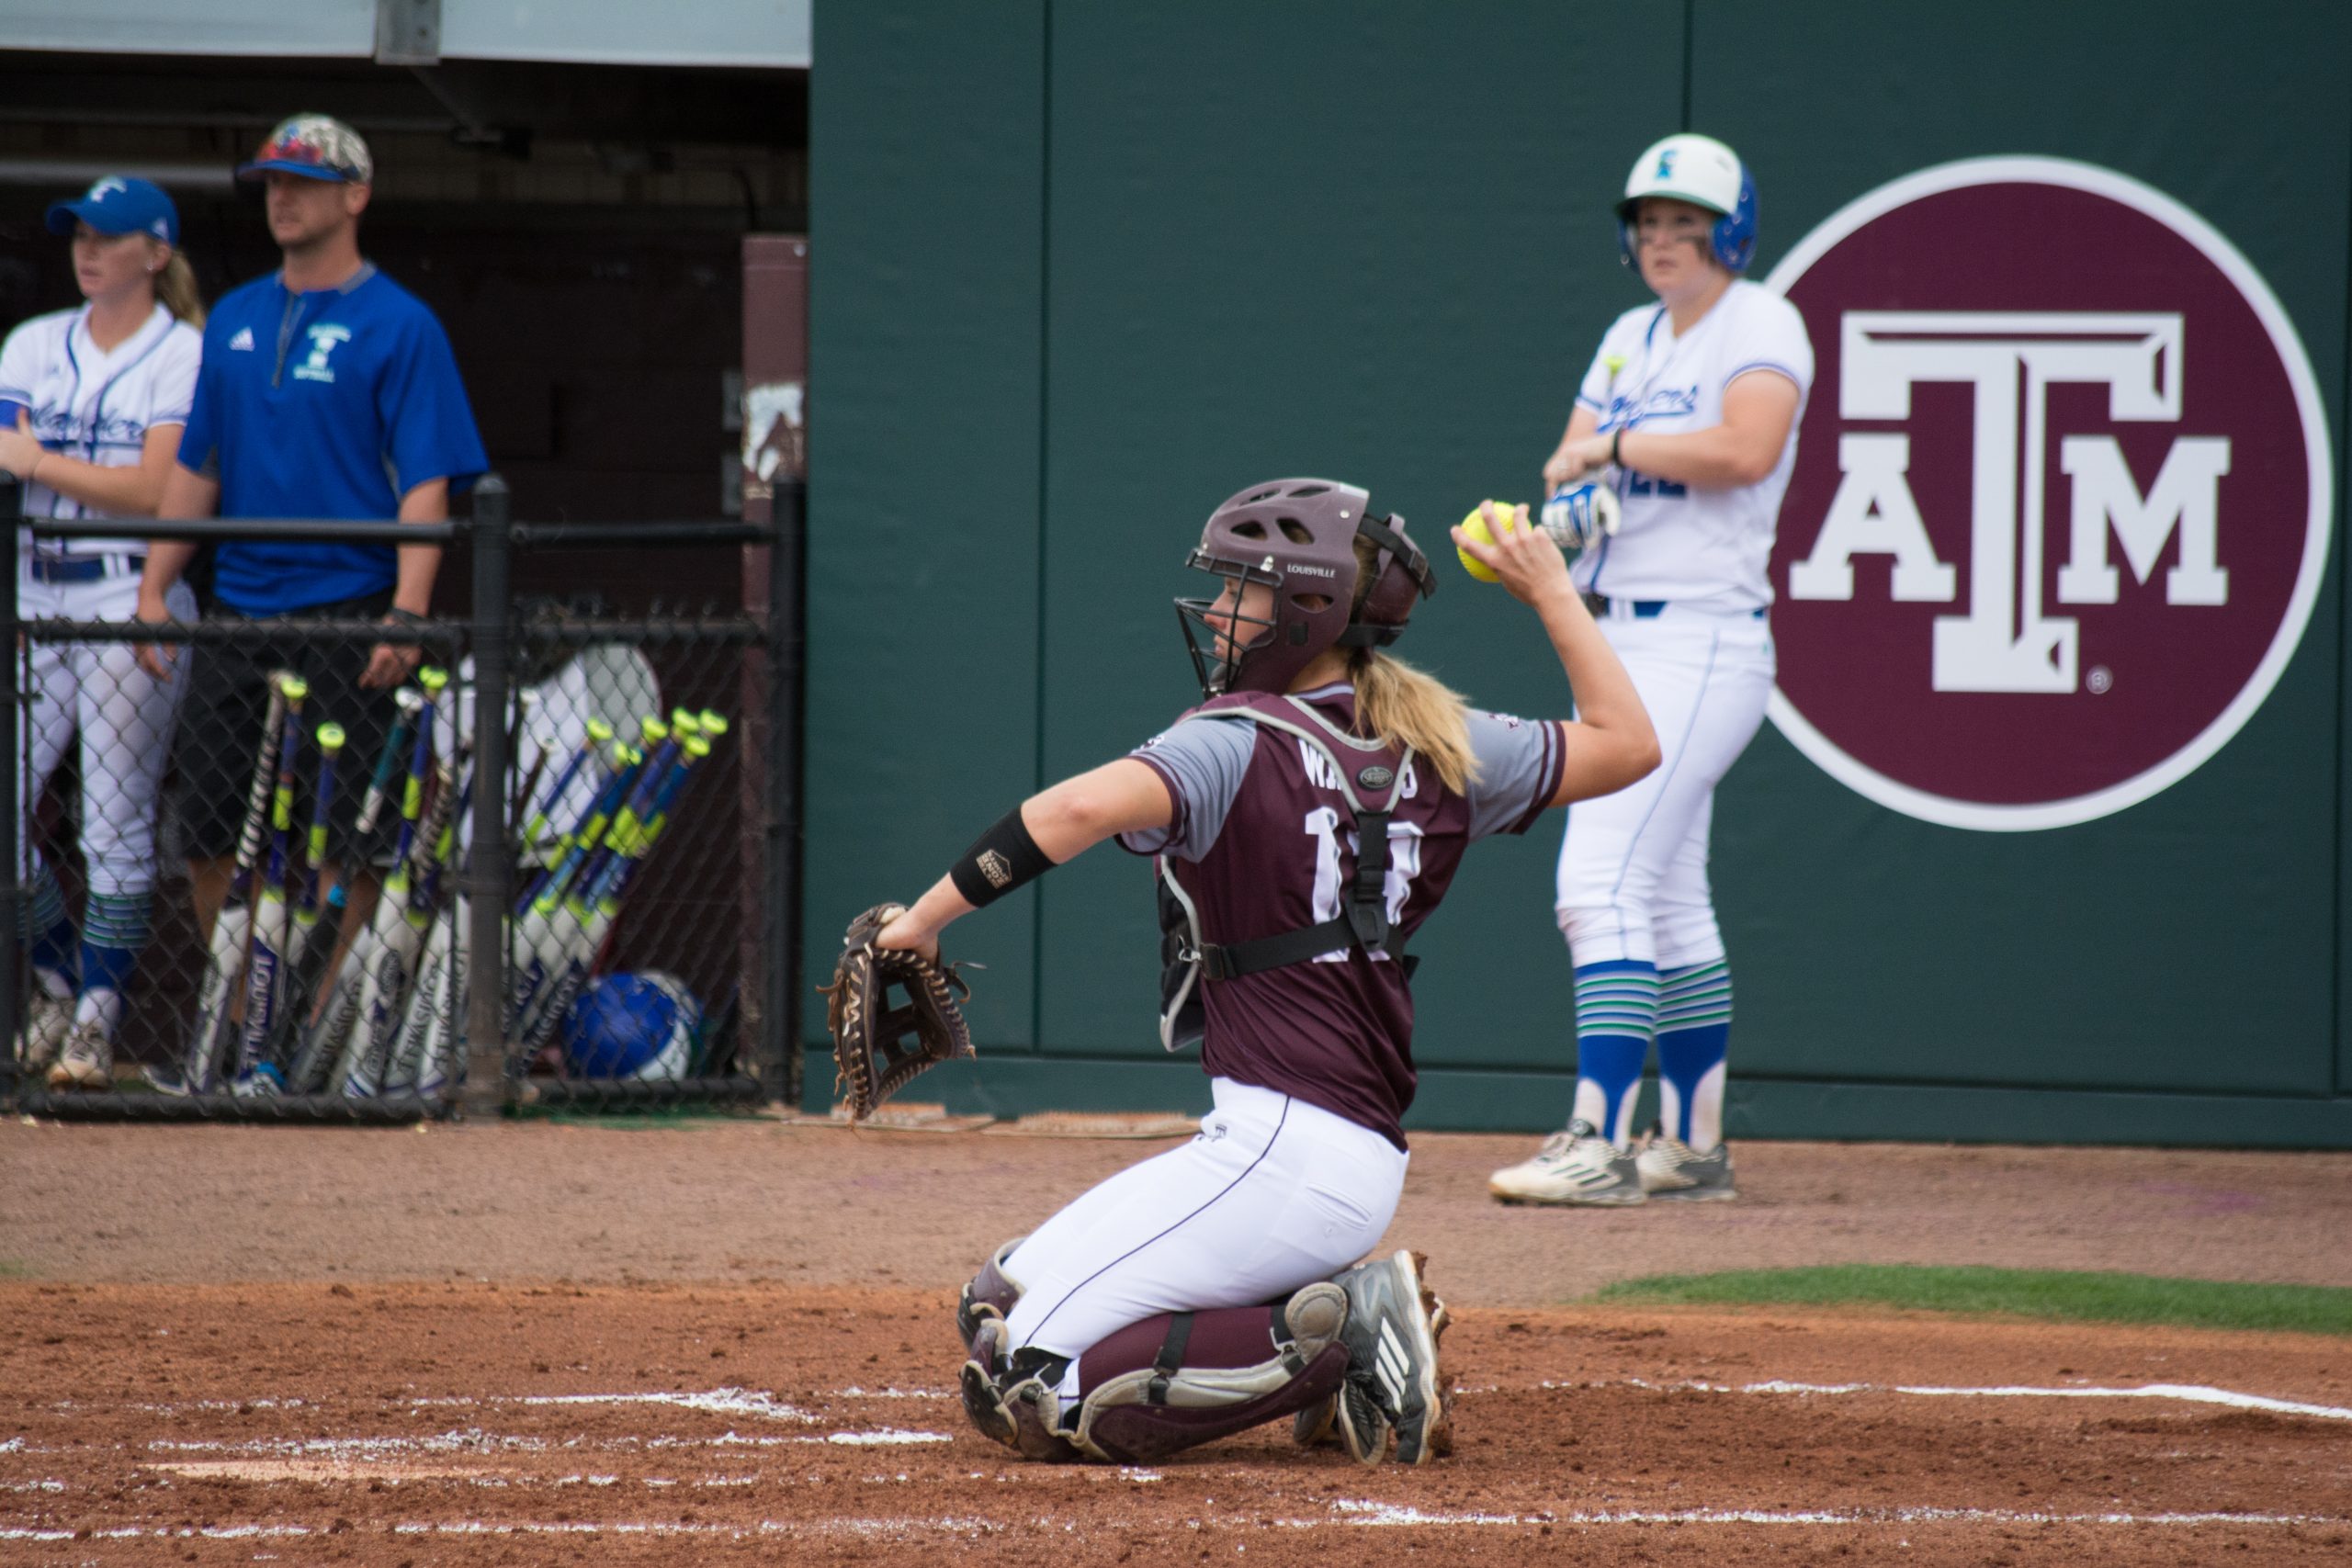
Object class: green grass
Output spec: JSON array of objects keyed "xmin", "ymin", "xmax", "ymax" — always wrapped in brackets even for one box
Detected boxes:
[{"xmin": 1594, "ymin": 1265, "xmax": 2352, "ymax": 1337}]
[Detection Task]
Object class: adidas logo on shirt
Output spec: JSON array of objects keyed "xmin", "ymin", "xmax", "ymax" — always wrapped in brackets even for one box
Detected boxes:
[{"xmin": 228, "ymin": 327, "xmax": 255, "ymax": 351}]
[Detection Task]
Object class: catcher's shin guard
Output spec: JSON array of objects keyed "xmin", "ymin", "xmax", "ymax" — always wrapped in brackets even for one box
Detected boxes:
[
  {"xmin": 956, "ymin": 1235, "xmax": 1028, "ymax": 1351},
  {"xmin": 1065, "ymin": 1284, "xmax": 1351, "ymax": 1464}
]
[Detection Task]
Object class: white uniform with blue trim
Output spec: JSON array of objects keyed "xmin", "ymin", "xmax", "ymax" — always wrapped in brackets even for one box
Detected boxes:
[
  {"xmin": 0, "ymin": 303, "xmax": 201, "ymax": 1019},
  {"xmin": 1553, "ymin": 280, "xmax": 1812, "ymax": 1141},
  {"xmin": 1571, "ymin": 279, "xmax": 1811, "ymax": 611}
]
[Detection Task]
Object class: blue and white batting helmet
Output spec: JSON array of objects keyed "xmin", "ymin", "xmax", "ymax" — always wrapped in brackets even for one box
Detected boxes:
[
  {"xmin": 561, "ymin": 972, "xmax": 702, "ymax": 1080},
  {"xmin": 1615, "ymin": 132, "xmax": 1758, "ymax": 273}
]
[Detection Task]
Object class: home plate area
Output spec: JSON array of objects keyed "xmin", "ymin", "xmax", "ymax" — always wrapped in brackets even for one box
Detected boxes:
[{"xmin": 5, "ymin": 1282, "xmax": 2348, "ymax": 1565}]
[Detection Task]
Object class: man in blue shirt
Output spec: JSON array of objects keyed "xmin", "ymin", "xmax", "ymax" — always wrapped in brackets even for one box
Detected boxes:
[{"xmin": 137, "ymin": 114, "xmax": 487, "ymax": 937}]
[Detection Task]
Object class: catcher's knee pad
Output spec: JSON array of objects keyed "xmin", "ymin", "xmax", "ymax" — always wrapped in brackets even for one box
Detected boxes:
[
  {"xmin": 956, "ymin": 1235, "xmax": 1028, "ymax": 1353},
  {"xmin": 1067, "ymin": 1283, "xmax": 1351, "ymax": 1465}
]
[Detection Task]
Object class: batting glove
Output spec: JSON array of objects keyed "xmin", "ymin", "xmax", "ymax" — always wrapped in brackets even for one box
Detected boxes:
[{"xmin": 1539, "ymin": 483, "xmax": 1622, "ymax": 554}]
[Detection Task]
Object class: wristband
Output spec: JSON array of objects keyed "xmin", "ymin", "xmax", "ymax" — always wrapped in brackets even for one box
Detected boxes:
[
  {"xmin": 948, "ymin": 805, "xmax": 1056, "ymax": 908},
  {"xmin": 383, "ymin": 606, "xmax": 429, "ymax": 626},
  {"xmin": 1610, "ymin": 428, "xmax": 1623, "ymax": 467}
]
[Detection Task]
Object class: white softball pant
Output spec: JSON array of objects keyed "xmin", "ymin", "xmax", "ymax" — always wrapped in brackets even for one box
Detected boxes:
[
  {"xmin": 1555, "ymin": 604, "xmax": 1775, "ymax": 969},
  {"xmin": 1004, "ymin": 1077, "xmax": 1406, "ymax": 1362},
  {"xmin": 15, "ymin": 570, "xmax": 197, "ymax": 899}
]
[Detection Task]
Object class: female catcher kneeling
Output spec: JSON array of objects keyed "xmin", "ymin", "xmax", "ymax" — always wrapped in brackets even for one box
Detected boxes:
[{"xmin": 869, "ymin": 478, "xmax": 1657, "ymax": 1465}]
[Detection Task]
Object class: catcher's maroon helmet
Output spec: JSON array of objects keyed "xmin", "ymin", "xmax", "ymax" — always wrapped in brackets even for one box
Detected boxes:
[{"xmin": 1176, "ymin": 478, "xmax": 1436, "ymax": 699}]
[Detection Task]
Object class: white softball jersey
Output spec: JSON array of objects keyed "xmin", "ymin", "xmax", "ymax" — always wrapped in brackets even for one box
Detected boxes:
[
  {"xmin": 0, "ymin": 302, "xmax": 201, "ymax": 556},
  {"xmin": 1570, "ymin": 278, "xmax": 1814, "ymax": 612}
]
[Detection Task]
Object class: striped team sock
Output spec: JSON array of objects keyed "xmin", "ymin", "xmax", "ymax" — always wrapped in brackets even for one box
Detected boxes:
[
  {"xmin": 1567, "ymin": 959, "xmax": 1658, "ymax": 1145},
  {"xmin": 1657, "ymin": 958, "xmax": 1732, "ymax": 1152},
  {"xmin": 76, "ymin": 892, "xmax": 151, "ymax": 1037},
  {"xmin": 21, "ymin": 863, "xmax": 77, "ymax": 996}
]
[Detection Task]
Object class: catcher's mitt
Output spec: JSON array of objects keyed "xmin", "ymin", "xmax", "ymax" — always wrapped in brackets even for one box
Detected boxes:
[{"xmin": 820, "ymin": 903, "xmax": 976, "ymax": 1121}]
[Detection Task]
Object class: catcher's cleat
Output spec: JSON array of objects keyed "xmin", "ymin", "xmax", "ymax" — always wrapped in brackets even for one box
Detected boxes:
[
  {"xmin": 1289, "ymin": 1374, "xmax": 1388, "ymax": 1464},
  {"xmin": 1422, "ymin": 1287, "xmax": 1457, "ymax": 1460},
  {"xmin": 47, "ymin": 1020, "xmax": 113, "ymax": 1091},
  {"xmin": 1333, "ymin": 1371, "xmax": 1392, "ymax": 1464},
  {"xmin": 1487, "ymin": 1120, "xmax": 1646, "ymax": 1206},
  {"xmin": 20, "ymin": 993, "xmax": 73, "ymax": 1074},
  {"xmin": 958, "ymin": 1318, "xmax": 1021, "ymax": 1451},
  {"xmin": 959, "ymin": 1323, "xmax": 1080, "ymax": 1461},
  {"xmin": 1333, "ymin": 1249, "xmax": 1446, "ymax": 1465},
  {"xmin": 1637, "ymin": 1133, "xmax": 1737, "ymax": 1201}
]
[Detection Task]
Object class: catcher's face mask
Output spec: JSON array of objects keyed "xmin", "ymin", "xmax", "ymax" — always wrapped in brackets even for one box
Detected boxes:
[
  {"xmin": 1172, "ymin": 479, "xmax": 1439, "ymax": 702},
  {"xmin": 1174, "ymin": 478, "xmax": 1375, "ymax": 700},
  {"xmin": 1176, "ymin": 560, "xmax": 1285, "ymax": 699}
]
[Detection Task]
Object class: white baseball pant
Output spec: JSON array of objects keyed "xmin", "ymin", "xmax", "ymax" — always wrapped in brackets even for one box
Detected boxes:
[
  {"xmin": 1555, "ymin": 604, "xmax": 1775, "ymax": 968},
  {"xmin": 16, "ymin": 570, "xmax": 197, "ymax": 901},
  {"xmin": 1004, "ymin": 1077, "xmax": 1405, "ymax": 1372}
]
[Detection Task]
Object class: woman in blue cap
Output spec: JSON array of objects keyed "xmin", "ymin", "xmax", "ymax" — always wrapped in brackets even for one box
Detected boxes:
[{"xmin": 0, "ymin": 175, "xmax": 204, "ymax": 1090}]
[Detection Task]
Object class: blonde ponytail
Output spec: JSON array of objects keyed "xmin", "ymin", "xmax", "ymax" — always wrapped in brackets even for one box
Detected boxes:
[
  {"xmin": 1344, "ymin": 532, "xmax": 1476, "ymax": 794},
  {"xmin": 1349, "ymin": 649, "xmax": 1478, "ymax": 795},
  {"xmin": 154, "ymin": 254, "xmax": 205, "ymax": 328}
]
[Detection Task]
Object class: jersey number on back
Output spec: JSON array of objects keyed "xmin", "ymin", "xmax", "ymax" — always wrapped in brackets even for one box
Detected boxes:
[{"xmin": 1303, "ymin": 807, "xmax": 1424, "ymax": 964}]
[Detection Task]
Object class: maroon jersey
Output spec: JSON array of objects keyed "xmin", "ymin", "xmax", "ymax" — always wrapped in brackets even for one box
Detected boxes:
[{"xmin": 1125, "ymin": 682, "xmax": 1563, "ymax": 1147}]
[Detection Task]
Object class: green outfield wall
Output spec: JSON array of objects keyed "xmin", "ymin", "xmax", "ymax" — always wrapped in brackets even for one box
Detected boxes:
[{"xmin": 804, "ymin": 1, "xmax": 2352, "ymax": 1147}]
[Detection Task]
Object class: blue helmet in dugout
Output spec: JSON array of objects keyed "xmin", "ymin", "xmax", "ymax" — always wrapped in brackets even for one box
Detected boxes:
[
  {"xmin": 561, "ymin": 972, "xmax": 704, "ymax": 1080},
  {"xmin": 1175, "ymin": 479, "xmax": 1437, "ymax": 700},
  {"xmin": 1616, "ymin": 132, "xmax": 1758, "ymax": 273}
]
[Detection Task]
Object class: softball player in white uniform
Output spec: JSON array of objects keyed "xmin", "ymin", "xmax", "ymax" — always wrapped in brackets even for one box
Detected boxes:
[
  {"xmin": 0, "ymin": 176, "xmax": 202, "ymax": 1089},
  {"xmin": 1489, "ymin": 133, "xmax": 1812, "ymax": 1206}
]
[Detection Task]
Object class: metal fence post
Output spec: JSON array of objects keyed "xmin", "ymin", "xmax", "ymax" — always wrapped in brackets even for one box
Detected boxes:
[
  {"xmin": 766, "ymin": 478, "xmax": 806, "ymax": 1104},
  {"xmin": 464, "ymin": 476, "xmax": 513, "ymax": 1116},
  {"xmin": 0, "ymin": 475, "xmax": 19, "ymax": 1104}
]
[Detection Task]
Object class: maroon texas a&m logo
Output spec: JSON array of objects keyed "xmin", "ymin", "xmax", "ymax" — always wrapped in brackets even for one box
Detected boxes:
[{"xmin": 1763, "ymin": 158, "xmax": 2333, "ymax": 830}]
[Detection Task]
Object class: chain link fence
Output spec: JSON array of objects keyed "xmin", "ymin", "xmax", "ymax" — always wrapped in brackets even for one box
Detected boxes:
[{"xmin": 0, "ymin": 476, "xmax": 804, "ymax": 1122}]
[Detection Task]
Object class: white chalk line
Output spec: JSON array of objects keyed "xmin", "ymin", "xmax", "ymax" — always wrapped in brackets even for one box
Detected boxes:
[
  {"xmin": 117, "ymin": 1378, "xmax": 2340, "ymax": 1427},
  {"xmin": 4, "ymin": 1502, "xmax": 2346, "ymax": 1544},
  {"xmin": 92, "ymin": 1385, "xmax": 944, "ymax": 1420},
  {"xmin": 132, "ymin": 1423, "xmax": 952, "ymax": 1466},
  {"xmin": 1477, "ymin": 1377, "xmax": 2352, "ymax": 1422},
  {"xmin": 512, "ymin": 1387, "xmax": 819, "ymax": 1423},
  {"xmin": 1331, "ymin": 1501, "xmax": 2350, "ymax": 1529}
]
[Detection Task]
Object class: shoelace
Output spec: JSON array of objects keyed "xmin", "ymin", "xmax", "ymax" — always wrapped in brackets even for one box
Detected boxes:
[
  {"xmin": 1544, "ymin": 1134, "xmax": 1623, "ymax": 1170},
  {"xmin": 1648, "ymin": 1137, "xmax": 1699, "ymax": 1169}
]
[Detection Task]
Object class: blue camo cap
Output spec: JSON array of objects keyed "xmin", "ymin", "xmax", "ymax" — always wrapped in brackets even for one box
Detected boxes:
[
  {"xmin": 237, "ymin": 113, "xmax": 374, "ymax": 185},
  {"xmin": 45, "ymin": 175, "xmax": 179, "ymax": 245}
]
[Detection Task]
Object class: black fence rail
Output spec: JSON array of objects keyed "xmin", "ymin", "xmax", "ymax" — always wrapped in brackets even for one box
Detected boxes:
[{"xmin": 0, "ymin": 474, "xmax": 805, "ymax": 1122}]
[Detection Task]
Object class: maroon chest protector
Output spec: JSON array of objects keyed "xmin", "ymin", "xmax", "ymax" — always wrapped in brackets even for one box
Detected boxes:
[{"xmin": 1157, "ymin": 692, "xmax": 1416, "ymax": 1055}]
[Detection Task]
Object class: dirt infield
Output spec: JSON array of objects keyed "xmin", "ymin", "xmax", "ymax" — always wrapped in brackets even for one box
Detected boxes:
[{"xmin": 4, "ymin": 1118, "xmax": 2349, "ymax": 1563}]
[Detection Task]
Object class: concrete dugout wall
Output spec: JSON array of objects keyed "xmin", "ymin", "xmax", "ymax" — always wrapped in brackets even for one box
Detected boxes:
[{"xmin": 805, "ymin": 2, "xmax": 2352, "ymax": 1146}]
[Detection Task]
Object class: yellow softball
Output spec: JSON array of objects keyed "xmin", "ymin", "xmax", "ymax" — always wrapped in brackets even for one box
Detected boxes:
[{"xmin": 1455, "ymin": 502, "xmax": 1524, "ymax": 583}]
